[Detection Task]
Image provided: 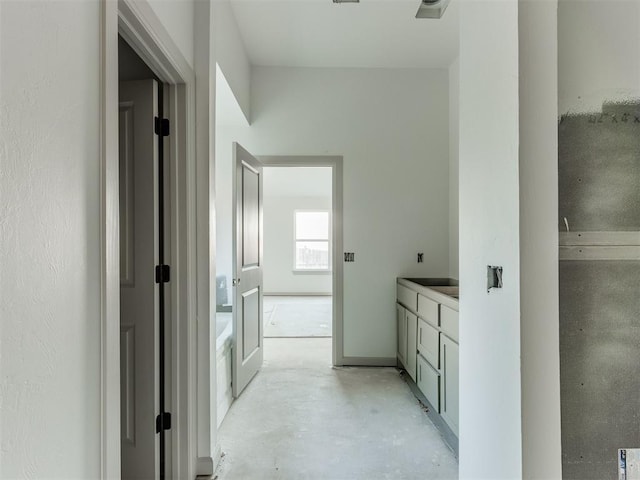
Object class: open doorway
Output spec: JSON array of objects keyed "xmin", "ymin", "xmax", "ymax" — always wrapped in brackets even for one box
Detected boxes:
[
  {"xmin": 214, "ymin": 64, "xmax": 344, "ymax": 428},
  {"xmin": 262, "ymin": 167, "xmax": 333, "ymax": 339},
  {"xmin": 118, "ymin": 35, "xmax": 172, "ymax": 480}
]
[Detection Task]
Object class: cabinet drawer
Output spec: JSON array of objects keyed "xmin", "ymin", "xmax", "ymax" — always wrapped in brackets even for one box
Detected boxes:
[
  {"xmin": 441, "ymin": 305, "xmax": 459, "ymax": 342},
  {"xmin": 418, "ymin": 294, "xmax": 439, "ymax": 326},
  {"xmin": 417, "ymin": 354, "xmax": 440, "ymax": 412},
  {"xmin": 417, "ymin": 319, "xmax": 439, "ymax": 369},
  {"xmin": 397, "ymin": 284, "xmax": 418, "ymax": 312}
]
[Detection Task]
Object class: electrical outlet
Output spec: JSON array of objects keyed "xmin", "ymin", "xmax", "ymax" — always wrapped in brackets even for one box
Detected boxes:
[
  {"xmin": 344, "ymin": 252, "xmax": 355, "ymax": 262},
  {"xmin": 620, "ymin": 449, "xmax": 640, "ymax": 480},
  {"xmin": 417, "ymin": 253, "xmax": 424, "ymax": 263},
  {"xmin": 487, "ymin": 265, "xmax": 503, "ymax": 292}
]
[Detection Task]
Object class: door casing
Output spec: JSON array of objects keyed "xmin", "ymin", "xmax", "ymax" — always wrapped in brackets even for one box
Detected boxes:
[{"xmin": 101, "ymin": 1, "xmax": 201, "ymax": 478}]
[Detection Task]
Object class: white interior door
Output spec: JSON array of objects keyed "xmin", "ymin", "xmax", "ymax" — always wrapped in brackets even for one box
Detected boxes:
[
  {"xmin": 119, "ymin": 79, "xmax": 160, "ymax": 480},
  {"xmin": 232, "ymin": 143, "xmax": 264, "ymax": 397}
]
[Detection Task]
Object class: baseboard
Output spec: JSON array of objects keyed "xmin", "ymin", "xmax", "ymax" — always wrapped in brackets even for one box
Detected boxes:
[
  {"xmin": 196, "ymin": 456, "xmax": 214, "ymax": 476},
  {"xmin": 212, "ymin": 442, "xmax": 223, "ymax": 474},
  {"xmin": 264, "ymin": 292, "xmax": 332, "ymax": 296},
  {"xmin": 340, "ymin": 356, "xmax": 397, "ymax": 367},
  {"xmin": 403, "ymin": 372, "xmax": 459, "ymax": 458}
]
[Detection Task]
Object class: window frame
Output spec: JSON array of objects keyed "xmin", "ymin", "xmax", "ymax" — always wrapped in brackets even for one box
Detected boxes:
[{"xmin": 293, "ymin": 209, "xmax": 332, "ymax": 273}]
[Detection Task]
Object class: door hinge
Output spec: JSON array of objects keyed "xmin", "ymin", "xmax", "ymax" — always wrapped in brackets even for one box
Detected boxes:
[
  {"xmin": 155, "ymin": 264, "xmax": 170, "ymax": 284},
  {"xmin": 156, "ymin": 412, "xmax": 172, "ymax": 433},
  {"xmin": 154, "ymin": 116, "xmax": 170, "ymax": 137}
]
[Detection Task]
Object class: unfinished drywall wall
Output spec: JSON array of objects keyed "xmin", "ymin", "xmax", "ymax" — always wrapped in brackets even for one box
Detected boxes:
[
  {"xmin": 263, "ymin": 168, "xmax": 332, "ymax": 295},
  {"xmin": 458, "ymin": 1, "xmax": 522, "ymax": 477},
  {"xmin": 217, "ymin": 66, "xmax": 450, "ymax": 360},
  {"xmin": 0, "ymin": 2, "xmax": 102, "ymax": 477},
  {"xmin": 518, "ymin": 1, "xmax": 562, "ymax": 479},
  {"xmin": 558, "ymin": 1, "xmax": 640, "ymax": 478}
]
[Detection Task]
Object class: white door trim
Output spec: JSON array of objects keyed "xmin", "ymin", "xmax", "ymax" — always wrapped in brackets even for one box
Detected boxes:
[
  {"xmin": 100, "ymin": 1, "xmax": 200, "ymax": 478},
  {"xmin": 258, "ymin": 156, "xmax": 345, "ymax": 366}
]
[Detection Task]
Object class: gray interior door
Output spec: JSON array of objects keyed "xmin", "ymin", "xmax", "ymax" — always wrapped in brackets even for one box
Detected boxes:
[
  {"xmin": 119, "ymin": 79, "xmax": 160, "ymax": 480},
  {"xmin": 232, "ymin": 143, "xmax": 264, "ymax": 397}
]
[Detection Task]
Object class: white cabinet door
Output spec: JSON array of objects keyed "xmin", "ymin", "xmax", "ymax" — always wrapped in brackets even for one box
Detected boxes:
[
  {"xmin": 418, "ymin": 318, "xmax": 439, "ymax": 369},
  {"xmin": 440, "ymin": 335, "xmax": 459, "ymax": 436},
  {"xmin": 417, "ymin": 354, "xmax": 440, "ymax": 412},
  {"xmin": 396, "ymin": 303, "xmax": 407, "ymax": 367},
  {"xmin": 406, "ymin": 310, "xmax": 418, "ymax": 381}
]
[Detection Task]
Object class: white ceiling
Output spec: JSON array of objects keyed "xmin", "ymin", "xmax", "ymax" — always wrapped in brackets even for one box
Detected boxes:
[
  {"xmin": 264, "ymin": 167, "xmax": 332, "ymax": 198},
  {"xmin": 229, "ymin": 0, "xmax": 459, "ymax": 69}
]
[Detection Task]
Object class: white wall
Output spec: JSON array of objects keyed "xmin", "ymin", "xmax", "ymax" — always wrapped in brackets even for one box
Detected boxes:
[
  {"xmin": 263, "ymin": 196, "xmax": 332, "ymax": 295},
  {"xmin": 213, "ymin": 0, "xmax": 251, "ymax": 123},
  {"xmin": 519, "ymin": 2, "xmax": 562, "ymax": 479},
  {"xmin": 448, "ymin": 57, "xmax": 459, "ymax": 279},
  {"xmin": 148, "ymin": 0, "xmax": 194, "ymax": 67},
  {"xmin": 0, "ymin": 2, "xmax": 102, "ymax": 477},
  {"xmin": 558, "ymin": 0, "xmax": 640, "ymax": 114},
  {"xmin": 218, "ymin": 66, "xmax": 450, "ymax": 359},
  {"xmin": 263, "ymin": 167, "xmax": 332, "ymax": 295},
  {"xmin": 0, "ymin": 1, "xmax": 200, "ymax": 477},
  {"xmin": 458, "ymin": 1, "xmax": 522, "ymax": 478}
]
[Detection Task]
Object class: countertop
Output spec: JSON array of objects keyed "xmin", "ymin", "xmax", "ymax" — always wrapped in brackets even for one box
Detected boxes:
[{"xmin": 397, "ymin": 277, "xmax": 459, "ymax": 311}]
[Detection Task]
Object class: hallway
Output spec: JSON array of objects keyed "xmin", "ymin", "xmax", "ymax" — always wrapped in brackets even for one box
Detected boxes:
[{"xmin": 215, "ymin": 338, "xmax": 458, "ymax": 480}]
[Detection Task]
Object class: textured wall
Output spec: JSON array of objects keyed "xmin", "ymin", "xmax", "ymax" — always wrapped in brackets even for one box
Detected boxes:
[
  {"xmin": 0, "ymin": 1, "xmax": 102, "ymax": 477},
  {"xmin": 458, "ymin": 1, "xmax": 523, "ymax": 477}
]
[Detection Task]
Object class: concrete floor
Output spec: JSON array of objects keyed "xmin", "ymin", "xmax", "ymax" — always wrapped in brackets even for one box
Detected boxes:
[
  {"xmin": 214, "ymin": 338, "xmax": 458, "ymax": 480},
  {"xmin": 264, "ymin": 296, "xmax": 332, "ymax": 337}
]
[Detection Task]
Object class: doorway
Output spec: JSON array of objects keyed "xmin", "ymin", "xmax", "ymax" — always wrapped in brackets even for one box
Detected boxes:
[
  {"xmin": 262, "ymin": 167, "xmax": 333, "ymax": 339},
  {"xmin": 214, "ymin": 147, "xmax": 344, "ymax": 428},
  {"xmin": 118, "ymin": 36, "xmax": 172, "ymax": 480}
]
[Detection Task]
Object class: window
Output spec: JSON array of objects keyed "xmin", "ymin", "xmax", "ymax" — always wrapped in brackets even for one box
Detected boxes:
[{"xmin": 294, "ymin": 211, "xmax": 330, "ymax": 271}]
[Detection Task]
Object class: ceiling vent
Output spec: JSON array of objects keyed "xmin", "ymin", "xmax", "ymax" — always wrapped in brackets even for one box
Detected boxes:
[{"xmin": 416, "ymin": 0, "xmax": 450, "ymax": 19}]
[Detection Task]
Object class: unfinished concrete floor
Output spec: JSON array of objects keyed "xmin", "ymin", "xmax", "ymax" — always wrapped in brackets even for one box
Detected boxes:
[{"xmin": 214, "ymin": 338, "xmax": 458, "ymax": 480}]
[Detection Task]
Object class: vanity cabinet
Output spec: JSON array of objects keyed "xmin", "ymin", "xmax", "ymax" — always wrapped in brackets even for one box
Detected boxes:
[{"xmin": 396, "ymin": 278, "xmax": 459, "ymax": 443}]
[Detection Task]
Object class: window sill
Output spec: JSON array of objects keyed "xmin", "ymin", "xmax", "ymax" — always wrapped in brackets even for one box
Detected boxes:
[{"xmin": 293, "ymin": 269, "xmax": 332, "ymax": 275}]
